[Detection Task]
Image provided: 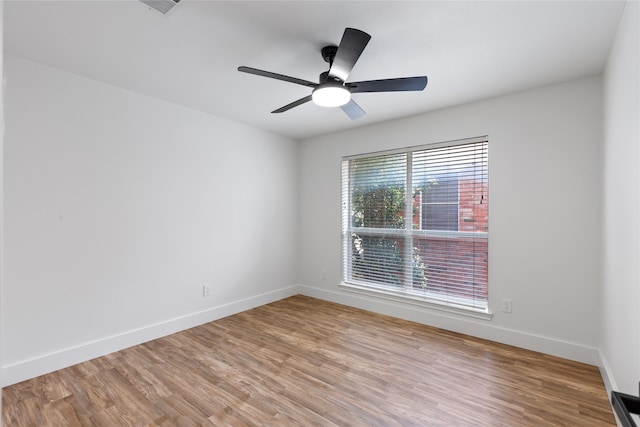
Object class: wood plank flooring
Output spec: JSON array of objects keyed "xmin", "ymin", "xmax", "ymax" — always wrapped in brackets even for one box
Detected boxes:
[{"xmin": 3, "ymin": 295, "xmax": 615, "ymax": 426}]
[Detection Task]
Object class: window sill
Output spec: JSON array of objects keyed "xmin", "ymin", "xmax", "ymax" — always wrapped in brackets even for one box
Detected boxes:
[{"xmin": 339, "ymin": 282, "xmax": 493, "ymax": 321}]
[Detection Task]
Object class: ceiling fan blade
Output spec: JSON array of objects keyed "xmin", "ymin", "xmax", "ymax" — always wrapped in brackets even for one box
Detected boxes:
[
  {"xmin": 340, "ymin": 99, "xmax": 366, "ymax": 120},
  {"xmin": 329, "ymin": 28, "xmax": 371, "ymax": 82},
  {"xmin": 238, "ymin": 66, "xmax": 317, "ymax": 88},
  {"xmin": 272, "ymin": 95, "xmax": 313, "ymax": 113},
  {"xmin": 348, "ymin": 76, "xmax": 428, "ymax": 93}
]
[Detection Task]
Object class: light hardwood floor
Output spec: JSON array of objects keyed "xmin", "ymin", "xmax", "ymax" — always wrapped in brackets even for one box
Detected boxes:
[{"xmin": 3, "ymin": 295, "xmax": 615, "ymax": 426}]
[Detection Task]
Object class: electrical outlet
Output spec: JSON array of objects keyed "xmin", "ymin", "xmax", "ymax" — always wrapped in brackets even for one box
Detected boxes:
[
  {"xmin": 501, "ymin": 298, "xmax": 512, "ymax": 313},
  {"xmin": 203, "ymin": 284, "xmax": 211, "ymax": 297},
  {"xmin": 322, "ymin": 269, "xmax": 327, "ymax": 280}
]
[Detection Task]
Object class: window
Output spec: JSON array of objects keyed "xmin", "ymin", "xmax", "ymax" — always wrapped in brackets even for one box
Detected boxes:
[{"xmin": 342, "ymin": 137, "xmax": 489, "ymax": 313}]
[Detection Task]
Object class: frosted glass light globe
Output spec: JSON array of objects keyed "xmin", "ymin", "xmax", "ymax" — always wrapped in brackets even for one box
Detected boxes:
[{"xmin": 312, "ymin": 84, "xmax": 350, "ymax": 107}]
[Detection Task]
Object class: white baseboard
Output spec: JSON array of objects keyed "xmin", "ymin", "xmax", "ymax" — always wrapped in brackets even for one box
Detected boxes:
[
  {"xmin": 2, "ymin": 284, "xmax": 611, "ymax": 390},
  {"xmin": 298, "ymin": 285, "xmax": 602, "ymax": 366},
  {"xmin": 599, "ymin": 350, "xmax": 619, "ymax": 396},
  {"xmin": 599, "ymin": 351, "xmax": 624, "ymax": 427},
  {"xmin": 1, "ymin": 285, "xmax": 299, "ymax": 387}
]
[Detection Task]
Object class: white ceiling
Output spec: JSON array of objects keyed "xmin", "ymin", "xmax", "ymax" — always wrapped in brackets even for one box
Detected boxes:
[{"xmin": 4, "ymin": 0, "xmax": 626, "ymax": 140}]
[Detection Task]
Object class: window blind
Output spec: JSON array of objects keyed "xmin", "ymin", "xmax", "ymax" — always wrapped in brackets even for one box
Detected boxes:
[{"xmin": 342, "ymin": 137, "xmax": 489, "ymax": 311}]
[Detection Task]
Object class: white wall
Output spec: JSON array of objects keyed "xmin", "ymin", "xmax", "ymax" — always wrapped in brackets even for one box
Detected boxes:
[
  {"xmin": 298, "ymin": 76, "xmax": 604, "ymax": 364},
  {"xmin": 602, "ymin": 0, "xmax": 640, "ymax": 396},
  {"xmin": 2, "ymin": 55, "xmax": 299, "ymax": 385}
]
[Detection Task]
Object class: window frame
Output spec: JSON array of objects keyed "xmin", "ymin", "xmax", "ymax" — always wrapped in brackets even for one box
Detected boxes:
[{"xmin": 341, "ymin": 136, "xmax": 491, "ymax": 319}]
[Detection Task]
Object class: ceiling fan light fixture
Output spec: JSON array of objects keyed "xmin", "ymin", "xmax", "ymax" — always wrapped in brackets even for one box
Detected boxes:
[
  {"xmin": 312, "ymin": 84, "xmax": 350, "ymax": 107},
  {"xmin": 238, "ymin": 27, "xmax": 427, "ymax": 119}
]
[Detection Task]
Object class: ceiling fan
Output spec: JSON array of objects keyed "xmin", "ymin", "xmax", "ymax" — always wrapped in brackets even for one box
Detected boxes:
[{"xmin": 238, "ymin": 28, "xmax": 428, "ymax": 120}]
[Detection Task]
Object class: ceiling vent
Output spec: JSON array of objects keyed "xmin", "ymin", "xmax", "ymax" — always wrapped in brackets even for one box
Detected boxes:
[{"xmin": 139, "ymin": 0, "xmax": 181, "ymax": 16}]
